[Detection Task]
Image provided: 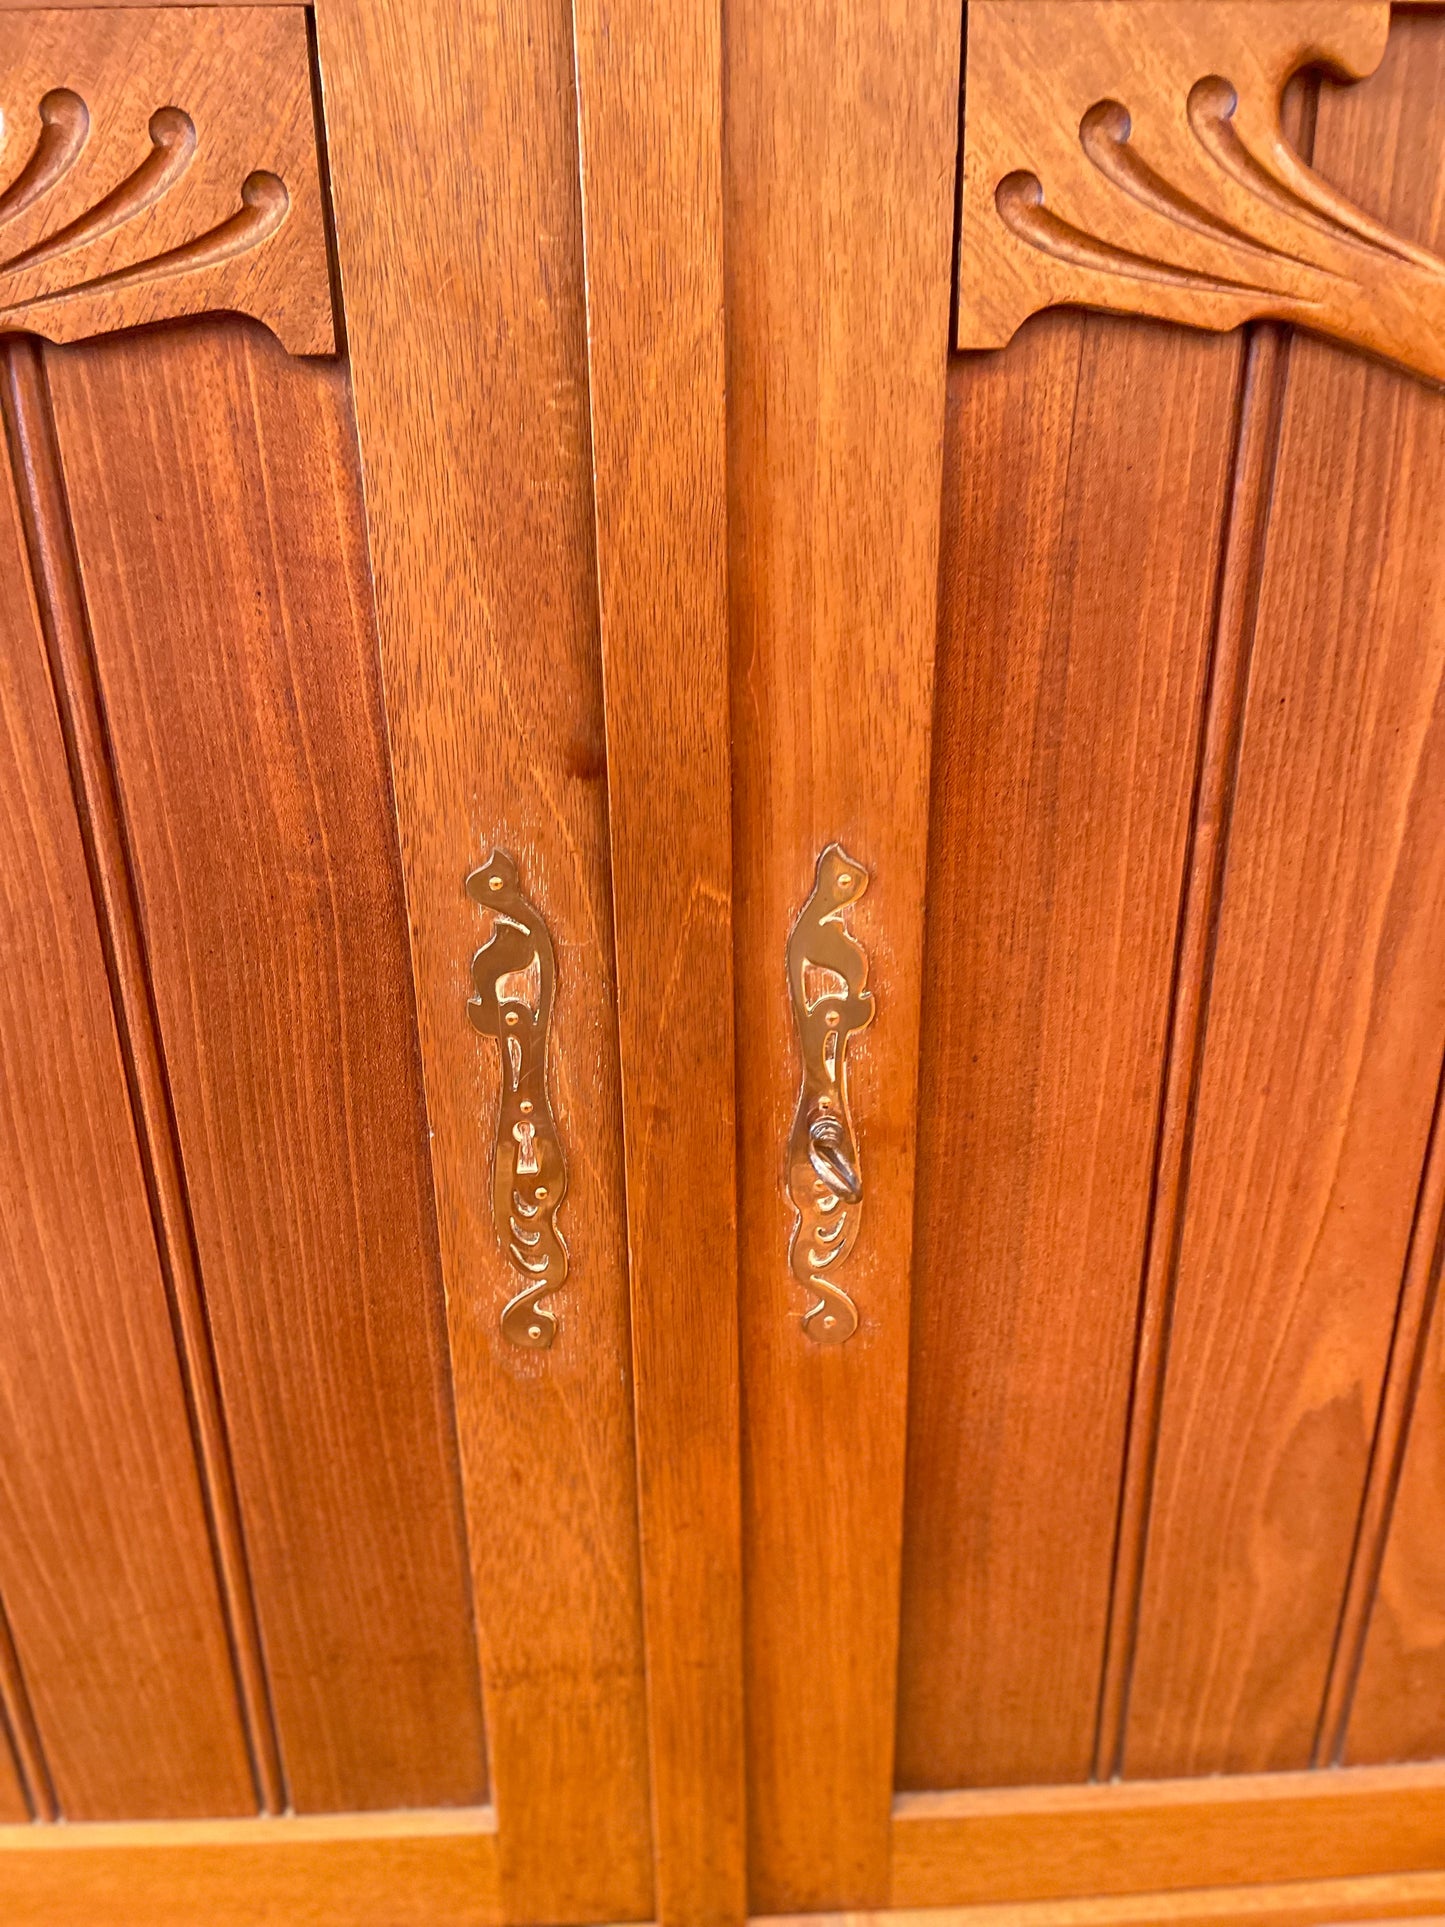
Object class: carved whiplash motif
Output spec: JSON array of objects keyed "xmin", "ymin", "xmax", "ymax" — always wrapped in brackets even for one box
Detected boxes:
[
  {"xmin": 787, "ymin": 844, "xmax": 874, "ymax": 1345},
  {"xmin": 956, "ymin": 1, "xmax": 1445, "ymax": 386},
  {"xmin": 467, "ymin": 852, "xmax": 568, "ymax": 1350},
  {"xmin": 0, "ymin": 8, "xmax": 334, "ymax": 352}
]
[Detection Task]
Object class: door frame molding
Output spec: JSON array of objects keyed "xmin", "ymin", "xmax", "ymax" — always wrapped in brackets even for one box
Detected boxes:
[{"xmin": 4, "ymin": 1764, "xmax": 1445, "ymax": 1925}]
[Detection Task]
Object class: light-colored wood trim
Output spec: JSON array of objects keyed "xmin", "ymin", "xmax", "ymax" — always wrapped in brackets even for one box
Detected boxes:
[
  {"xmin": 724, "ymin": 0, "xmax": 961, "ymax": 1911},
  {"xmin": 765, "ymin": 1870, "xmax": 1445, "ymax": 1925},
  {"xmin": 891, "ymin": 1765, "xmax": 1445, "ymax": 1909},
  {"xmin": 0, "ymin": 2, "xmax": 298, "ymax": 8},
  {"xmin": 312, "ymin": 0, "xmax": 654, "ymax": 1920},
  {"xmin": 5, "ymin": 1772, "xmax": 1445, "ymax": 1926},
  {"xmin": 570, "ymin": 5, "xmax": 745, "ymax": 1926},
  {"xmin": 0, "ymin": 1808, "xmax": 501, "ymax": 1927}
]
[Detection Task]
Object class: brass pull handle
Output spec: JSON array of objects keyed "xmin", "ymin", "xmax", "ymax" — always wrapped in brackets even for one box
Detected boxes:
[
  {"xmin": 466, "ymin": 851, "xmax": 567, "ymax": 1350},
  {"xmin": 786, "ymin": 844, "xmax": 874, "ymax": 1345}
]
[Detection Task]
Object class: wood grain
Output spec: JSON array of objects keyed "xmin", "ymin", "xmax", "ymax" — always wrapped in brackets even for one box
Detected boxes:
[
  {"xmin": 950, "ymin": 2, "xmax": 1445, "ymax": 389},
  {"xmin": 312, "ymin": 1, "xmax": 653, "ymax": 1917},
  {"xmin": 1346, "ymin": 1246, "xmax": 1445, "ymax": 1765},
  {"xmin": 3, "ymin": 332, "xmax": 283, "ymax": 1813},
  {"xmin": 896, "ymin": 313, "xmax": 1241, "ymax": 1791},
  {"xmin": 725, "ymin": 0, "xmax": 959, "ymax": 1908},
  {"xmin": 891, "ymin": 1763, "xmax": 1445, "ymax": 1908},
  {"xmin": 0, "ymin": 360, "xmax": 255, "ymax": 1820},
  {"xmin": 771, "ymin": 1872, "xmax": 1445, "ymax": 1926},
  {"xmin": 0, "ymin": 8, "xmax": 332, "ymax": 353},
  {"xmin": 0, "ymin": 1601, "xmax": 38, "ymax": 1820},
  {"xmin": 569, "ymin": 5, "xmax": 744, "ymax": 1923},
  {"xmin": 1125, "ymin": 12, "xmax": 1445, "ymax": 1779},
  {"xmin": 1, "ymin": 1807, "xmax": 502, "ymax": 1927},
  {"xmin": 1322, "ymin": 1025, "xmax": 1445, "ymax": 1763},
  {"xmin": 45, "ymin": 319, "xmax": 487, "ymax": 1814},
  {"xmin": 1093, "ymin": 308, "xmax": 1299, "ymax": 1781},
  {"xmin": 1330, "ymin": 37, "xmax": 1445, "ymax": 1773}
]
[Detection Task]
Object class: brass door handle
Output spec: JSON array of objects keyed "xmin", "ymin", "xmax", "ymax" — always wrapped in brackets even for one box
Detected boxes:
[
  {"xmin": 466, "ymin": 851, "xmax": 568, "ymax": 1350},
  {"xmin": 786, "ymin": 844, "xmax": 874, "ymax": 1345}
]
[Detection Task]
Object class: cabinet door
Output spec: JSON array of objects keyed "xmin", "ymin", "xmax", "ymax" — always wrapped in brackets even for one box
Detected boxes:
[
  {"xmin": 575, "ymin": 3, "xmax": 1445, "ymax": 1924},
  {"xmin": 2, "ymin": 8, "xmax": 649, "ymax": 1926}
]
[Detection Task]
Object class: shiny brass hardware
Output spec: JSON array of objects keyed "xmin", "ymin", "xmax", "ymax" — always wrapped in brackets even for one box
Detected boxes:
[
  {"xmin": 466, "ymin": 852, "xmax": 567, "ymax": 1350},
  {"xmin": 787, "ymin": 844, "xmax": 874, "ymax": 1344}
]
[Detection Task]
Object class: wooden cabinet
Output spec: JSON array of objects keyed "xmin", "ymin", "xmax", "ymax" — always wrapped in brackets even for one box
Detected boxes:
[{"xmin": 5, "ymin": 3, "xmax": 1445, "ymax": 1925}]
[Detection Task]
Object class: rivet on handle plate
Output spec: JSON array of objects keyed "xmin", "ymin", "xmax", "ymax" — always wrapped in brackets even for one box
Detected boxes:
[
  {"xmin": 466, "ymin": 852, "xmax": 567, "ymax": 1350},
  {"xmin": 787, "ymin": 844, "xmax": 874, "ymax": 1345}
]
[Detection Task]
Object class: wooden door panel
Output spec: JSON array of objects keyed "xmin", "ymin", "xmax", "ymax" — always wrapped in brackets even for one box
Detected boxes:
[
  {"xmin": 897, "ymin": 312, "xmax": 1241, "ymax": 1790},
  {"xmin": 1346, "ymin": 1278, "xmax": 1445, "ymax": 1766},
  {"xmin": 1125, "ymin": 14, "xmax": 1445, "ymax": 1779},
  {"xmin": 0, "ymin": 400, "xmax": 255, "ymax": 1820},
  {"xmin": 44, "ymin": 319, "xmax": 487, "ymax": 1813},
  {"xmin": 1334, "ymin": 14, "xmax": 1445, "ymax": 1778}
]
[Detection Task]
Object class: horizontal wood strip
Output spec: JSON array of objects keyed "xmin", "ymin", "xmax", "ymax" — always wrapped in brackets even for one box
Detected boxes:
[
  {"xmin": 770, "ymin": 1870, "xmax": 1445, "ymax": 1926},
  {"xmin": 0, "ymin": 2, "xmax": 298, "ymax": 7},
  {"xmin": 891, "ymin": 1765, "xmax": 1445, "ymax": 1909},
  {"xmin": 1, "ymin": 1809, "xmax": 501, "ymax": 1927}
]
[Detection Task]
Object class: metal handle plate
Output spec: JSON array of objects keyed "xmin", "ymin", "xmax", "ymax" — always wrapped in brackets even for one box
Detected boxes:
[
  {"xmin": 466, "ymin": 851, "xmax": 568, "ymax": 1350},
  {"xmin": 786, "ymin": 843, "xmax": 874, "ymax": 1344}
]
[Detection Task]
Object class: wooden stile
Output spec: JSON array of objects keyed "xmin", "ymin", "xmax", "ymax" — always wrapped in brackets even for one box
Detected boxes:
[{"xmin": 570, "ymin": 3, "xmax": 747, "ymax": 1923}]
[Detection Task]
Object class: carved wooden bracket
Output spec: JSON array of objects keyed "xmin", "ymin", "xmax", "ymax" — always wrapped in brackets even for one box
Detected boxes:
[
  {"xmin": 0, "ymin": 8, "xmax": 335, "ymax": 355},
  {"xmin": 956, "ymin": 1, "xmax": 1445, "ymax": 383}
]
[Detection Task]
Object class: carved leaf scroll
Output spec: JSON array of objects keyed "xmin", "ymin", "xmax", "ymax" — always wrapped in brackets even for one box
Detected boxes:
[
  {"xmin": 956, "ymin": 1, "xmax": 1445, "ymax": 385},
  {"xmin": 0, "ymin": 8, "xmax": 334, "ymax": 354}
]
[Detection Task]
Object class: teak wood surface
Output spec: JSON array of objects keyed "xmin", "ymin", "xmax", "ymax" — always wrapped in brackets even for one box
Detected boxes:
[
  {"xmin": 6, "ymin": 0, "xmax": 1445, "ymax": 1920},
  {"xmin": 952, "ymin": 1, "xmax": 1445, "ymax": 387},
  {"xmin": 0, "ymin": 8, "xmax": 333, "ymax": 353},
  {"xmin": 312, "ymin": 0, "xmax": 653, "ymax": 1919},
  {"xmin": 1124, "ymin": 15, "xmax": 1445, "ymax": 1777},
  {"xmin": 0, "ymin": 350, "xmax": 257, "ymax": 1823},
  {"xmin": 724, "ymin": 0, "xmax": 961, "ymax": 1911},
  {"xmin": 571, "ymin": 3, "xmax": 747, "ymax": 1923},
  {"xmin": 44, "ymin": 317, "xmax": 488, "ymax": 1813},
  {"xmin": 898, "ymin": 310, "xmax": 1241, "ymax": 1789}
]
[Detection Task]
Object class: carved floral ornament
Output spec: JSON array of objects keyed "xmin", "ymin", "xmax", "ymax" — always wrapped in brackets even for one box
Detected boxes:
[
  {"xmin": 956, "ymin": 0, "xmax": 1445, "ymax": 384},
  {"xmin": 0, "ymin": 8, "xmax": 334, "ymax": 354}
]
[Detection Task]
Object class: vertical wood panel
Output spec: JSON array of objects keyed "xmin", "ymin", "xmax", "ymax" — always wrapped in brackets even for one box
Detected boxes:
[
  {"xmin": 3, "ymin": 333, "xmax": 285, "ymax": 1812},
  {"xmin": 726, "ymin": 0, "xmax": 959, "ymax": 1907},
  {"xmin": 570, "ymin": 6, "xmax": 745, "ymax": 1925},
  {"xmin": 0, "ymin": 1771, "xmax": 24, "ymax": 1826},
  {"xmin": 46, "ymin": 321, "xmax": 487, "ymax": 1814},
  {"xmin": 896, "ymin": 314, "xmax": 1241, "ymax": 1790},
  {"xmin": 0, "ymin": 393, "xmax": 255, "ymax": 1820},
  {"xmin": 0, "ymin": 1605, "xmax": 41, "ymax": 1820},
  {"xmin": 313, "ymin": 2, "xmax": 653, "ymax": 1918},
  {"xmin": 1125, "ymin": 15, "xmax": 1445, "ymax": 1778},
  {"xmin": 1330, "ymin": 15, "xmax": 1445, "ymax": 1776},
  {"xmin": 1344, "ymin": 1222, "xmax": 1445, "ymax": 1765},
  {"xmin": 1093, "ymin": 317, "xmax": 1296, "ymax": 1784}
]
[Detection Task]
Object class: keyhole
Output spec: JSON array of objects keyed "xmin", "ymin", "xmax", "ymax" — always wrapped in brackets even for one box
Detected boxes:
[{"xmin": 513, "ymin": 1118, "xmax": 540, "ymax": 1175}]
